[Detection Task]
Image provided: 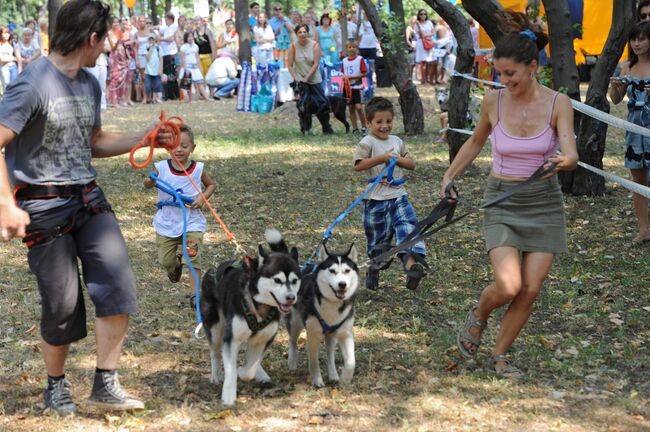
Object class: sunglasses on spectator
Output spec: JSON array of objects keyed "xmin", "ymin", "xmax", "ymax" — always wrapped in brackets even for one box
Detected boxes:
[
  {"xmin": 640, "ymin": 13, "xmax": 650, "ymax": 19},
  {"xmin": 419, "ymin": 13, "xmax": 427, "ymax": 16},
  {"xmin": 274, "ymin": 8, "xmax": 282, "ymax": 11}
]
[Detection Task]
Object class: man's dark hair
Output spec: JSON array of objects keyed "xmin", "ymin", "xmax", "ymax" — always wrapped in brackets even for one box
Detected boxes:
[
  {"xmin": 50, "ymin": 0, "xmax": 111, "ymax": 56},
  {"xmin": 639, "ymin": 0, "xmax": 650, "ymax": 17},
  {"xmin": 365, "ymin": 97, "xmax": 394, "ymax": 122},
  {"xmin": 165, "ymin": 12, "xmax": 175, "ymax": 21},
  {"xmin": 250, "ymin": 2, "xmax": 260, "ymax": 9}
]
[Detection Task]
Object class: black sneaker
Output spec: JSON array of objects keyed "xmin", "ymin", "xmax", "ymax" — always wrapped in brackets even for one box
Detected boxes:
[
  {"xmin": 44, "ymin": 378, "xmax": 77, "ymax": 416},
  {"xmin": 365, "ymin": 267, "xmax": 379, "ymax": 290},
  {"xmin": 87, "ymin": 371, "xmax": 145, "ymax": 412},
  {"xmin": 167, "ymin": 254, "xmax": 183, "ymax": 283}
]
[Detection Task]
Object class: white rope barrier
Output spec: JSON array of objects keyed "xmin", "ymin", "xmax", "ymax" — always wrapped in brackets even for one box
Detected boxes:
[
  {"xmin": 576, "ymin": 161, "xmax": 650, "ymax": 199},
  {"xmin": 450, "ymin": 71, "xmax": 650, "ymax": 139},
  {"xmin": 438, "ymin": 126, "xmax": 650, "ymax": 199}
]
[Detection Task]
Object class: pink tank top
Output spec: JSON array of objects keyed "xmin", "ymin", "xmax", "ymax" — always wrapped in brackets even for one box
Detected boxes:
[{"xmin": 490, "ymin": 89, "xmax": 559, "ymax": 178}]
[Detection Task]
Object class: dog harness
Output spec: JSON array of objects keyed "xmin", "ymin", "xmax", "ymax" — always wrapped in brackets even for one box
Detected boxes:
[
  {"xmin": 15, "ymin": 181, "xmax": 113, "ymax": 248},
  {"xmin": 241, "ymin": 298, "xmax": 280, "ymax": 333},
  {"xmin": 218, "ymin": 260, "xmax": 281, "ymax": 334},
  {"xmin": 307, "ymin": 300, "xmax": 354, "ymax": 335}
]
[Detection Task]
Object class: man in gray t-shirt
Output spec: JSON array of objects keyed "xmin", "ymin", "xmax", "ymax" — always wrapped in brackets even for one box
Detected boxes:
[{"xmin": 0, "ymin": 0, "xmax": 172, "ymax": 416}]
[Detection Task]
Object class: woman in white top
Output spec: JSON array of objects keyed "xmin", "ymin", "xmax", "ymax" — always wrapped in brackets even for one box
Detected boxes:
[
  {"xmin": 180, "ymin": 32, "xmax": 211, "ymax": 102},
  {"xmin": 135, "ymin": 16, "xmax": 150, "ymax": 103},
  {"xmin": 254, "ymin": 13, "xmax": 275, "ymax": 66},
  {"xmin": 414, "ymin": 9, "xmax": 435, "ymax": 85},
  {"xmin": 216, "ymin": 19, "xmax": 239, "ymax": 57},
  {"xmin": 0, "ymin": 26, "xmax": 21, "ymax": 91}
]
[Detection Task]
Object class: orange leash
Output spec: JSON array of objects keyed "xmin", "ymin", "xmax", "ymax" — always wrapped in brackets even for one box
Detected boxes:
[
  {"xmin": 129, "ymin": 111, "xmax": 184, "ymax": 169},
  {"xmin": 168, "ymin": 151, "xmax": 236, "ymax": 242},
  {"xmin": 132, "ymin": 111, "xmax": 244, "ymax": 251},
  {"xmin": 342, "ymin": 76, "xmax": 352, "ymax": 101}
]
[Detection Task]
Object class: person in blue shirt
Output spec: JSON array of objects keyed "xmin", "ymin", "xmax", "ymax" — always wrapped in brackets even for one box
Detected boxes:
[
  {"xmin": 269, "ymin": 3, "xmax": 292, "ymax": 64},
  {"xmin": 316, "ymin": 13, "xmax": 339, "ymax": 64}
]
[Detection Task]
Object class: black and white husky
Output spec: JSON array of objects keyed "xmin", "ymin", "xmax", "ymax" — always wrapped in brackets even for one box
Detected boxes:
[
  {"xmin": 287, "ymin": 244, "xmax": 359, "ymax": 387},
  {"xmin": 200, "ymin": 229, "xmax": 301, "ymax": 406}
]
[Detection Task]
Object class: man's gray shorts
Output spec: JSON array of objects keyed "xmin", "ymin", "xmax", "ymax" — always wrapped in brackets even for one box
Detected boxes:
[{"xmin": 25, "ymin": 195, "xmax": 138, "ymax": 346}]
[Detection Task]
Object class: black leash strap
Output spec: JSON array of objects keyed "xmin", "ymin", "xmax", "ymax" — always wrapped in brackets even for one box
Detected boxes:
[{"xmin": 369, "ymin": 162, "xmax": 557, "ymax": 268}]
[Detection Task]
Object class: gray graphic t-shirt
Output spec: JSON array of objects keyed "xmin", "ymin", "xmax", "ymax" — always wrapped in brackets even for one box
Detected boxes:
[{"xmin": 0, "ymin": 56, "xmax": 101, "ymax": 189}]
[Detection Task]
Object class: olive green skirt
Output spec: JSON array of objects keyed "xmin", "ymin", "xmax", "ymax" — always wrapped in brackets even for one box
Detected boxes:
[{"xmin": 482, "ymin": 175, "xmax": 567, "ymax": 254}]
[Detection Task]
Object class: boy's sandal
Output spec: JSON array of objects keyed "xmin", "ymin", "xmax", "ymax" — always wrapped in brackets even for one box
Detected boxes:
[
  {"xmin": 457, "ymin": 306, "xmax": 488, "ymax": 358},
  {"xmin": 486, "ymin": 355, "xmax": 525, "ymax": 379},
  {"xmin": 405, "ymin": 262, "xmax": 426, "ymax": 290},
  {"xmin": 403, "ymin": 254, "xmax": 429, "ymax": 290}
]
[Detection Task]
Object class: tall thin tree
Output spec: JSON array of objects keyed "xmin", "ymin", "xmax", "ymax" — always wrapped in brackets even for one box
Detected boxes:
[
  {"xmin": 235, "ymin": 0, "xmax": 252, "ymax": 62},
  {"xmin": 423, "ymin": 0, "xmax": 474, "ymax": 161},
  {"xmin": 357, "ymin": 0, "xmax": 425, "ymax": 135}
]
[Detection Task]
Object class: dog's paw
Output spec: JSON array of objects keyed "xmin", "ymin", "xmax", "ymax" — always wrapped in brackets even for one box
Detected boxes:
[
  {"xmin": 311, "ymin": 376, "xmax": 325, "ymax": 388},
  {"xmin": 255, "ymin": 367, "xmax": 272, "ymax": 384},
  {"xmin": 210, "ymin": 373, "xmax": 223, "ymax": 385},
  {"xmin": 221, "ymin": 386, "xmax": 237, "ymax": 406},
  {"xmin": 339, "ymin": 373, "xmax": 354, "ymax": 385},
  {"xmin": 237, "ymin": 366, "xmax": 255, "ymax": 382}
]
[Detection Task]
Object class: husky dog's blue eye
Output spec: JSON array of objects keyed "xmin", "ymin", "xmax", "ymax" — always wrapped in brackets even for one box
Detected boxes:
[{"xmin": 274, "ymin": 277, "xmax": 282, "ymax": 284}]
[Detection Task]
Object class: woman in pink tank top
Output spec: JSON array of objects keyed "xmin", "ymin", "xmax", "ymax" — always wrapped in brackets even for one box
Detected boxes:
[{"xmin": 439, "ymin": 11, "xmax": 578, "ymax": 380}]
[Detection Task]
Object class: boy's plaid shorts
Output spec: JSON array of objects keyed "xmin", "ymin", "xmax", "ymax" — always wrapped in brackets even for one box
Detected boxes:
[{"xmin": 362, "ymin": 195, "xmax": 426, "ymax": 258}]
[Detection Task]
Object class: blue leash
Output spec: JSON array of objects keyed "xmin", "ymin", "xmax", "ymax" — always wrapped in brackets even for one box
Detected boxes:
[
  {"xmin": 301, "ymin": 158, "xmax": 402, "ymax": 273},
  {"xmin": 150, "ymin": 172, "xmax": 204, "ymax": 338},
  {"xmin": 367, "ymin": 159, "xmax": 407, "ymax": 186}
]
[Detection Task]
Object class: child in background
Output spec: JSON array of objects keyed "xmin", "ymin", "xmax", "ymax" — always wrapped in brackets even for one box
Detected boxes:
[
  {"xmin": 144, "ymin": 125, "xmax": 216, "ymax": 302},
  {"xmin": 342, "ymin": 41, "xmax": 368, "ymax": 134},
  {"xmin": 179, "ymin": 32, "xmax": 211, "ymax": 102},
  {"xmin": 353, "ymin": 97, "xmax": 427, "ymax": 290},
  {"xmin": 144, "ymin": 34, "xmax": 163, "ymax": 104}
]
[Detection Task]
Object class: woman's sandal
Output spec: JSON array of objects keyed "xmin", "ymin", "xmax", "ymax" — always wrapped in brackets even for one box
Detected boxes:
[
  {"xmin": 486, "ymin": 355, "xmax": 525, "ymax": 380},
  {"xmin": 457, "ymin": 306, "xmax": 488, "ymax": 358}
]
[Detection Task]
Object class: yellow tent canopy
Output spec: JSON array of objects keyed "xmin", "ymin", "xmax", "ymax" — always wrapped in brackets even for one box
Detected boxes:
[{"xmin": 478, "ymin": 0, "xmax": 613, "ymax": 65}]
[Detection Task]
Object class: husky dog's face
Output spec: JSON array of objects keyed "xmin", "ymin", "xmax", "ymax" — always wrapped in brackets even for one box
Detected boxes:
[
  {"xmin": 253, "ymin": 246, "xmax": 301, "ymax": 314},
  {"xmin": 435, "ymin": 86, "xmax": 450, "ymax": 108},
  {"xmin": 316, "ymin": 244, "xmax": 359, "ymax": 301}
]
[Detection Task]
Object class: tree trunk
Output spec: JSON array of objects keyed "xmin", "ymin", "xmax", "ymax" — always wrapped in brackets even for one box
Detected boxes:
[
  {"xmin": 340, "ymin": 0, "xmax": 349, "ymax": 43},
  {"xmin": 357, "ymin": 0, "xmax": 424, "ymax": 135},
  {"xmin": 462, "ymin": 0, "xmax": 503, "ymax": 43},
  {"xmin": 265, "ymin": 0, "xmax": 272, "ymax": 17},
  {"xmin": 424, "ymin": 0, "xmax": 474, "ymax": 162},
  {"xmin": 561, "ymin": 0, "xmax": 636, "ymax": 195},
  {"xmin": 48, "ymin": 0, "xmax": 63, "ymax": 40},
  {"xmin": 149, "ymin": 0, "xmax": 158, "ymax": 26},
  {"xmin": 236, "ymin": 0, "xmax": 252, "ymax": 62},
  {"xmin": 165, "ymin": 0, "xmax": 172, "ymax": 14},
  {"xmin": 541, "ymin": 0, "xmax": 580, "ymax": 100}
]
